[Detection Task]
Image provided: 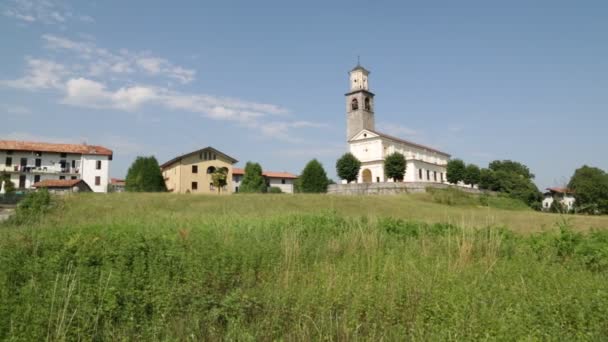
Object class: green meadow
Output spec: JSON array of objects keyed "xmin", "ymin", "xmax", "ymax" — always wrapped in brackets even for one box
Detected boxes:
[{"xmin": 2, "ymin": 192, "xmax": 608, "ymax": 340}]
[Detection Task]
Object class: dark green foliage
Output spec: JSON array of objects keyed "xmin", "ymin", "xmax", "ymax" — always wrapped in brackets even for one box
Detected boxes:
[
  {"xmin": 11, "ymin": 189, "xmax": 52, "ymax": 224},
  {"xmin": 479, "ymin": 160, "xmax": 541, "ymax": 208},
  {"xmin": 212, "ymin": 168, "xmax": 228, "ymax": 194},
  {"xmin": 446, "ymin": 159, "xmax": 466, "ymax": 184},
  {"xmin": 239, "ymin": 162, "xmax": 267, "ymax": 193},
  {"xmin": 463, "ymin": 164, "xmax": 481, "ymax": 187},
  {"xmin": 1, "ymin": 172, "xmax": 15, "ymax": 195},
  {"xmin": 568, "ymin": 165, "xmax": 608, "ymax": 214},
  {"xmin": 489, "ymin": 160, "xmax": 535, "ymax": 180},
  {"xmin": 268, "ymin": 187, "xmax": 282, "ymax": 194},
  {"xmin": 125, "ymin": 156, "xmax": 166, "ymax": 192},
  {"xmin": 426, "ymin": 187, "xmax": 529, "ymax": 210},
  {"xmin": 383, "ymin": 152, "xmax": 406, "ymax": 181},
  {"xmin": 336, "ymin": 153, "xmax": 361, "ymax": 183},
  {"xmin": 300, "ymin": 159, "xmax": 329, "ymax": 193}
]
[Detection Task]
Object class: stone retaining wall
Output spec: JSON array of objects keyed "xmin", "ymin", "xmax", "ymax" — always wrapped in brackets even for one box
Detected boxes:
[{"xmin": 327, "ymin": 182, "xmax": 488, "ymax": 195}]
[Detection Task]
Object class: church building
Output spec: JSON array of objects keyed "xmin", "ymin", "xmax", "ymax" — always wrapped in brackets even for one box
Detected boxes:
[{"xmin": 346, "ymin": 64, "xmax": 451, "ymax": 183}]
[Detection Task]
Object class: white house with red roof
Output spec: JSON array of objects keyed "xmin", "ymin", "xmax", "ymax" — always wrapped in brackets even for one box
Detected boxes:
[
  {"xmin": 0, "ymin": 140, "xmax": 112, "ymax": 193},
  {"xmin": 345, "ymin": 64, "xmax": 451, "ymax": 183},
  {"xmin": 232, "ymin": 168, "xmax": 298, "ymax": 193},
  {"xmin": 542, "ymin": 187, "xmax": 576, "ymax": 212}
]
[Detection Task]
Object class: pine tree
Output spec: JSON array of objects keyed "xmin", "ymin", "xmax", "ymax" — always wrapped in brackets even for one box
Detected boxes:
[
  {"xmin": 239, "ymin": 162, "xmax": 266, "ymax": 193},
  {"xmin": 300, "ymin": 159, "xmax": 329, "ymax": 193}
]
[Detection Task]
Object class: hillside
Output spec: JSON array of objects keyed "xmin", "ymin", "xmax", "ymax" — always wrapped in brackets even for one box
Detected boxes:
[{"xmin": 1, "ymin": 192, "xmax": 608, "ymax": 340}]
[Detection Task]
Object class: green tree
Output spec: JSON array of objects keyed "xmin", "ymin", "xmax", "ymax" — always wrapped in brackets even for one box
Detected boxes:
[
  {"xmin": 1, "ymin": 172, "xmax": 15, "ymax": 195},
  {"xmin": 446, "ymin": 159, "xmax": 466, "ymax": 184},
  {"xmin": 211, "ymin": 168, "xmax": 228, "ymax": 194},
  {"xmin": 489, "ymin": 160, "xmax": 534, "ymax": 180},
  {"xmin": 239, "ymin": 162, "xmax": 267, "ymax": 193},
  {"xmin": 300, "ymin": 159, "xmax": 329, "ymax": 193},
  {"xmin": 568, "ymin": 165, "xmax": 608, "ymax": 214},
  {"xmin": 463, "ymin": 164, "xmax": 481, "ymax": 187},
  {"xmin": 384, "ymin": 152, "xmax": 406, "ymax": 181},
  {"xmin": 336, "ymin": 153, "xmax": 361, "ymax": 183},
  {"xmin": 125, "ymin": 156, "xmax": 166, "ymax": 192},
  {"xmin": 479, "ymin": 168, "xmax": 499, "ymax": 191}
]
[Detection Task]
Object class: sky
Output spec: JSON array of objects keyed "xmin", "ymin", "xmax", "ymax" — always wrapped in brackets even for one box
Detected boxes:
[{"xmin": 1, "ymin": 0, "xmax": 607, "ymax": 190}]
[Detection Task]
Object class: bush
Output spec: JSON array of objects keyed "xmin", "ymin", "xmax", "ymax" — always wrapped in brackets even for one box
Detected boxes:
[
  {"xmin": 240, "ymin": 162, "xmax": 267, "ymax": 193},
  {"xmin": 336, "ymin": 153, "xmax": 361, "ymax": 183},
  {"xmin": 300, "ymin": 159, "xmax": 329, "ymax": 193},
  {"xmin": 268, "ymin": 187, "xmax": 282, "ymax": 194},
  {"xmin": 11, "ymin": 189, "xmax": 52, "ymax": 225}
]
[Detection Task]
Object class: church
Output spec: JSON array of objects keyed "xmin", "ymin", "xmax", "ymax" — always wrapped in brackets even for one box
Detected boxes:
[{"xmin": 346, "ymin": 64, "xmax": 451, "ymax": 183}]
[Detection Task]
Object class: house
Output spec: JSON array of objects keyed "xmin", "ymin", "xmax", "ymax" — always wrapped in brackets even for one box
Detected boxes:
[
  {"xmin": 32, "ymin": 179, "xmax": 92, "ymax": 194},
  {"xmin": 232, "ymin": 168, "xmax": 298, "ymax": 193},
  {"xmin": 160, "ymin": 146, "xmax": 237, "ymax": 194},
  {"xmin": 345, "ymin": 64, "xmax": 451, "ymax": 183},
  {"xmin": 542, "ymin": 187, "xmax": 576, "ymax": 212},
  {"xmin": 0, "ymin": 140, "xmax": 112, "ymax": 193},
  {"xmin": 109, "ymin": 178, "xmax": 126, "ymax": 192}
]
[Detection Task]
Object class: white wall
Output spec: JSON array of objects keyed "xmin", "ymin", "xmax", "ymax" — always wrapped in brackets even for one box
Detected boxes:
[
  {"xmin": 268, "ymin": 178, "xmax": 294, "ymax": 193},
  {"xmin": 542, "ymin": 194, "xmax": 575, "ymax": 211},
  {"xmin": 81, "ymin": 154, "xmax": 110, "ymax": 193}
]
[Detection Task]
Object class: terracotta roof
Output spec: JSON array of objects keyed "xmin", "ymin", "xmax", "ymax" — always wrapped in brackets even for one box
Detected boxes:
[
  {"xmin": 160, "ymin": 146, "xmax": 238, "ymax": 169},
  {"xmin": 33, "ymin": 179, "xmax": 86, "ymax": 188},
  {"xmin": 233, "ymin": 168, "xmax": 298, "ymax": 179},
  {"xmin": 0, "ymin": 140, "xmax": 113, "ymax": 156},
  {"xmin": 110, "ymin": 178, "xmax": 126, "ymax": 185},
  {"xmin": 546, "ymin": 187, "xmax": 574, "ymax": 194},
  {"xmin": 352, "ymin": 130, "xmax": 451, "ymax": 157}
]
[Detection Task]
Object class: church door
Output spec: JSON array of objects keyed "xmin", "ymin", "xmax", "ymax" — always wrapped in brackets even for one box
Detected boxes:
[{"xmin": 362, "ymin": 169, "xmax": 372, "ymax": 183}]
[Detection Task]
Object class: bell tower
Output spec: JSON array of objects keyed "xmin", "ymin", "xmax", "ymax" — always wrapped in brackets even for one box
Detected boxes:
[{"xmin": 346, "ymin": 63, "xmax": 375, "ymax": 140}]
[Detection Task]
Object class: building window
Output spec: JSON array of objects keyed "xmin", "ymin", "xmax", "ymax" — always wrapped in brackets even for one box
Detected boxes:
[
  {"xmin": 95, "ymin": 176, "xmax": 101, "ymax": 186},
  {"xmin": 60, "ymin": 160, "xmax": 67, "ymax": 171},
  {"xmin": 191, "ymin": 181, "xmax": 198, "ymax": 190},
  {"xmin": 19, "ymin": 175, "xmax": 26, "ymax": 188},
  {"xmin": 72, "ymin": 160, "xmax": 76, "ymax": 168},
  {"xmin": 34, "ymin": 175, "xmax": 41, "ymax": 183},
  {"xmin": 60, "ymin": 176, "xmax": 66, "ymax": 180},
  {"xmin": 282, "ymin": 179, "xmax": 286, "ymax": 184},
  {"xmin": 192, "ymin": 165, "xmax": 198, "ymax": 173},
  {"xmin": 207, "ymin": 166, "xmax": 216, "ymax": 174},
  {"xmin": 71, "ymin": 176, "xmax": 77, "ymax": 180},
  {"xmin": 419, "ymin": 169, "xmax": 423, "ymax": 180},
  {"xmin": 351, "ymin": 98, "xmax": 359, "ymax": 110},
  {"xmin": 6, "ymin": 150, "xmax": 13, "ymax": 155},
  {"xmin": 96, "ymin": 160, "xmax": 102, "ymax": 170},
  {"xmin": 60, "ymin": 153, "xmax": 67, "ymax": 158},
  {"xmin": 20, "ymin": 158, "xmax": 27, "ymax": 167},
  {"xmin": 364, "ymin": 97, "xmax": 371, "ymax": 110},
  {"xmin": 434, "ymin": 171, "xmax": 437, "ymax": 182},
  {"xmin": 235, "ymin": 186, "xmax": 239, "ymax": 193},
  {"xmin": 426, "ymin": 170, "xmax": 430, "ymax": 180},
  {"xmin": 440, "ymin": 173, "xmax": 444, "ymax": 182},
  {"xmin": 212, "ymin": 153, "xmax": 217, "ymax": 160},
  {"xmin": 376, "ymin": 177, "xmax": 380, "ymax": 183},
  {"xmin": 35, "ymin": 158, "xmax": 42, "ymax": 167},
  {"xmin": 5, "ymin": 157, "xmax": 12, "ymax": 166}
]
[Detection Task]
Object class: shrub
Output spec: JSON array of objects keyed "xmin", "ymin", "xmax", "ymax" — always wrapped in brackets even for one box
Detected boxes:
[
  {"xmin": 268, "ymin": 187, "xmax": 282, "ymax": 194},
  {"xmin": 11, "ymin": 189, "xmax": 52, "ymax": 225},
  {"xmin": 300, "ymin": 159, "xmax": 329, "ymax": 193},
  {"xmin": 240, "ymin": 162, "xmax": 267, "ymax": 193}
]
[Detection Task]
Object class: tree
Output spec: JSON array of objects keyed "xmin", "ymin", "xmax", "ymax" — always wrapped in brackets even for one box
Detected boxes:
[
  {"xmin": 446, "ymin": 159, "xmax": 466, "ymax": 184},
  {"xmin": 125, "ymin": 156, "xmax": 166, "ymax": 192},
  {"xmin": 568, "ymin": 165, "xmax": 608, "ymax": 214},
  {"xmin": 300, "ymin": 159, "xmax": 329, "ymax": 193},
  {"xmin": 1, "ymin": 172, "xmax": 15, "ymax": 195},
  {"xmin": 489, "ymin": 160, "xmax": 534, "ymax": 180},
  {"xmin": 479, "ymin": 168, "xmax": 499, "ymax": 191},
  {"xmin": 336, "ymin": 153, "xmax": 361, "ymax": 183},
  {"xmin": 211, "ymin": 168, "xmax": 228, "ymax": 194},
  {"xmin": 239, "ymin": 162, "xmax": 267, "ymax": 193},
  {"xmin": 384, "ymin": 152, "xmax": 406, "ymax": 181},
  {"xmin": 463, "ymin": 164, "xmax": 481, "ymax": 188}
]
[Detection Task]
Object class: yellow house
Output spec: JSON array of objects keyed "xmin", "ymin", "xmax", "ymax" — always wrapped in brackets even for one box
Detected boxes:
[{"xmin": 160, "ymin": 146, "xmax": 238, "ymax": 194}]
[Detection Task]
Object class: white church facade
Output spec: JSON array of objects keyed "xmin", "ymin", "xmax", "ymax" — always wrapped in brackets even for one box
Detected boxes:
[{"xmin": 346, "ymin": 64, "xmax": 451, "ymax": 183}]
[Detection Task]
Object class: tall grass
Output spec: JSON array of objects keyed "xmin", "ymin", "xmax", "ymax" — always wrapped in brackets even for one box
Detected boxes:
[{"xmin": 1, "ymin": 193, "xmax": 608, "ymax": 340}]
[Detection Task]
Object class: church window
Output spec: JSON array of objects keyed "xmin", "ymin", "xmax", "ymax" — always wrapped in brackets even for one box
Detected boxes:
[
  {"xmin": 427, "ymin": 170, "xmax": 430, "ymax": 180},
  {"xmin": 419, "ymin": 169, "xmax": 423, "ymax": 179},
  {"xmin": 376, "ymin": 177, "xmax": 380, "ymax": 183},
  {"xmin": 351, "ymin": 98, "xmax": 358, "ymax": 110},
  {"xmin": 434, "ymin": 171, "xmax": 437, "ymax": 181},
  {"xmin": 364, "ymin": 97, "xmax": 371, "ymax": 110}
]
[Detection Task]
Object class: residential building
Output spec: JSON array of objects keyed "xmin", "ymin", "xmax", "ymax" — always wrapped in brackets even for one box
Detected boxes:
[
  {"xmin": 0, "ymin": 140, "xmax": 112, "ymax": 193},
  {"xmin": 542, "ymin": 187, "xmax": 576, "ymax": 211},
  {"xmin": 109, "ymin": 178, "xmax": 126, "ymax": 192},
  {"xmin": 33, "ymin": 179, "xmax": 92, "ymax": 194},
  {"xmin": 345, "ymin": 64, "xmax": 451, "ymax": 183},
  {"xmin": 160, "ymin": 146, "xmax": 237, "ymax": 194},
  {"xmin": 232, "ymin": 168, "xmax": 298, "ymax": 193}
]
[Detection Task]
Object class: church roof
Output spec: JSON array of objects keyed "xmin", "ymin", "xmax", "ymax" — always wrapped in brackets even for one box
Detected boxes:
[
  {"xmin": 352, "ymin": 129, "xmax": 451, "ymax": 157},
  {"xmin": 351, "ymin": 64, "xmax": 370, "ymax": 73}
]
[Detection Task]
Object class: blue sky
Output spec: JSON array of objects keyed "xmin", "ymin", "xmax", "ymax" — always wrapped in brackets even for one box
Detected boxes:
[{"xmin": 2, "ymin": 0, "xmax": 607, "ymax": 189}]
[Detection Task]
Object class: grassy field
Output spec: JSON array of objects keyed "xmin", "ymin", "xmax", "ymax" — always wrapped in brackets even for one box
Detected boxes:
[{"xmin": 1, "ymin": 192, "xmax": 608, "ymax": 340}]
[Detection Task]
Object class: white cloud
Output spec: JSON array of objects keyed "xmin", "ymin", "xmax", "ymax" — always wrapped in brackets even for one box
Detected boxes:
[
  {"xmin": 1, "ymin": 57, "xmax": 68, "ymax": 90},
  {"xmin": 62, "ymin": 78, "xmax": 158, "ymax": 111},
  {"xmin": 3, "ymin": 0, "xmax": 93, "ymax": 25}
]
